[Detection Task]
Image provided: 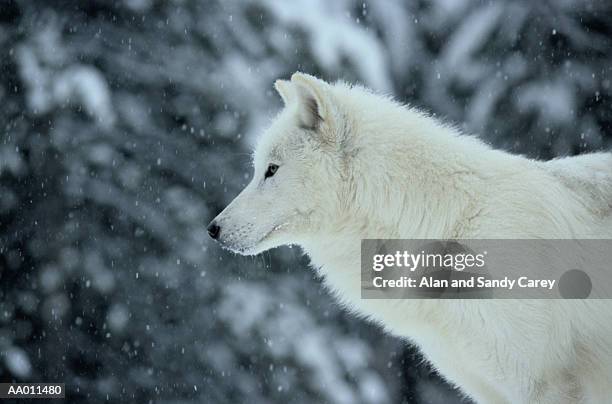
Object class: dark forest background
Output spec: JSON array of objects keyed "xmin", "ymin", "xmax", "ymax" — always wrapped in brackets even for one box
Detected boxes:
[{"xmin": 1, "ymin": 0, "xmax": 611, "ymax": 403}]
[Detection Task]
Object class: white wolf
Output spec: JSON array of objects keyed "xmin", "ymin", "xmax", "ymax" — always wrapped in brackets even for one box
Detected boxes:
[{"xmin": 208, "ymin": 73, "xmax": 612, "ymax": 403}]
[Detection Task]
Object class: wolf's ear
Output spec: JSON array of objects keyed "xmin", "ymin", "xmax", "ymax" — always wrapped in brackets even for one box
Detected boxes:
[
  {"xmin": 290, "ymin": 72, "xmax": 331, "ymax": 131},
  {"xmin": 274, "ymin": 79, "xmax": 294, "ymax": 105}
]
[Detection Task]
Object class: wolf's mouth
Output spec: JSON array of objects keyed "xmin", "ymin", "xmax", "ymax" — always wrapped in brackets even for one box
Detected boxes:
[{"xmin": 218, "ymin": 221, "xmax": 288, "ymax": 256}]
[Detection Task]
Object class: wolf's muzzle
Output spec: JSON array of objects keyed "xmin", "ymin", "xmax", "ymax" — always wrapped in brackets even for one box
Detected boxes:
[{"xmin": 207, "ymin": 221, "xmax": 221, "ymax": 239}]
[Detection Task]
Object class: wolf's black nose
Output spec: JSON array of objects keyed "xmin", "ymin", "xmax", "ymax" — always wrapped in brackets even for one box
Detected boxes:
[{"xmin": 207, "ymin": 221, "xmax": 221, "ymax": 239}]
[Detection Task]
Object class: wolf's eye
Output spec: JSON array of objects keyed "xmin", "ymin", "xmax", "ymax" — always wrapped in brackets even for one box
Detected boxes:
[{"xmin": 264, "ymin": 164, "xmax": 279, "ymax": 179}]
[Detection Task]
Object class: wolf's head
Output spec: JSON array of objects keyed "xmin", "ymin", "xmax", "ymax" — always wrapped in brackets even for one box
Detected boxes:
[{"xmin": 207, "ymin": 73, "xmax": 355, "ymax": 255}]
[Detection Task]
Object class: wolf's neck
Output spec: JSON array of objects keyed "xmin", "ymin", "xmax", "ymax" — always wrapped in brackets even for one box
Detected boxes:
[
  {"xmin": 347, "ymin": 108, "xmax": 503, "ymax": 238},
  {"xmin": 300, "ymin": 229, "xmax": 364, "ymax": 305},
  {"xmin": 299, "ymin": 108, "xmax": 508, "ymax": 305},
  {"xmin": 300, "ymin": 131, "xmax": 500, "ymax": 302}
]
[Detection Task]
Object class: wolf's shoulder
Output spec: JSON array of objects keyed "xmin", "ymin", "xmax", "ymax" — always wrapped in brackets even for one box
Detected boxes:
[{"xmin": 543, "ymin": 152, "xmax": 612, "ymax": 217}]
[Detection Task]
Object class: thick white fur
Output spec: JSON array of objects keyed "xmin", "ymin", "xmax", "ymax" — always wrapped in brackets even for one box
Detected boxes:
[{"xmin": 211, "ymin": 73, "xmax": 612, "ymax": 403}]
